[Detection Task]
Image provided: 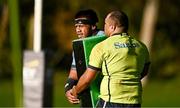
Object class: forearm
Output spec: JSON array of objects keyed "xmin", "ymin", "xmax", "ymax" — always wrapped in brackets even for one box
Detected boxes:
[
  {"xmin": 75, "ymin": 73, "xmax": 91, "ymax": 94},
  {"xmin": 69, "ymin": 68, "xmax": 78, "ymax": 80},
  {"xmin": 72, "ymin": 68, "xmax": 97, "ymax": 95},
  {"xmin": 65, "ymin": 77, "xmax": 78, "ymax": 93},
  {"xmin": 65, "ymin": 69, "xmax": 78, "ymax": 93}
]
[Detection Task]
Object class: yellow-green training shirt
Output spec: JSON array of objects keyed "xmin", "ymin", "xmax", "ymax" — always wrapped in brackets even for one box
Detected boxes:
[{"xmin": 88, "ymin": 33, "xmax": 150, "ymax": 104}]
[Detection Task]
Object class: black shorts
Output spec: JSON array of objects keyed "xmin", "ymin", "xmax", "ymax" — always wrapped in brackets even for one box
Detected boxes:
[{"xmin": 96, "ymin": 98, "xmax": 141, "ymax": 108}]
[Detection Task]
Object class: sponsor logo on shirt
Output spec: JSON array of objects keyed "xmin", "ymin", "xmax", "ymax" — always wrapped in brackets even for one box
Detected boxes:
[{"xmin": 114, "ymin": 42, "xmax": 140, "ymax": 48}]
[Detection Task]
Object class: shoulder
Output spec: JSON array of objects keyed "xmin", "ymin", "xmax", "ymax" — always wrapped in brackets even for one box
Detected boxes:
[
  {"xmin": 129, "ymin": 36, "xmax": 149, "ymax": 52},
  {"xmin": 138, "ymin": 40, "xmax": 149, "ymax": 51},
  {"xmin": 96, "ymin": 30, "xmax": 105, "ymax": 36},
  {"xmin": 93, "ymin": 40, "xmax": 104, "ymax": 49},
  {"xmin": 135, "ymin": 39, "xmax": 150, "ymax": 56},
  {"xmin": 91, "ymin": 39, "xmax": 106, "ymax": 53},
  {"xmin": 131, "ymin": 37, "xmax": 148, "ymax": 49}
]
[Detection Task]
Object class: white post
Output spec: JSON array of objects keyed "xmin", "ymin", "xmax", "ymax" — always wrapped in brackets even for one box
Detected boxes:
[
  {"xmin": 23, "ymin": 0, "xmax": 44, "ymax": 107},
  {"xmin": 33, "ymin": 0, "xmax": 43, "ymax": 52},
  {"xmin": 140, "ymin": 0, "xmax": 159, "ymax": 86}
]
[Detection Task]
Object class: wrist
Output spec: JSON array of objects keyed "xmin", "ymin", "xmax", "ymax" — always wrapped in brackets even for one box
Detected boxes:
[
  {"xmin": 72, "ymin": 86, "xmax": 78, "ymax": 97},
  {"xmin": 64, "ymin": 78, "xmax": 78, "ymax": 93}
]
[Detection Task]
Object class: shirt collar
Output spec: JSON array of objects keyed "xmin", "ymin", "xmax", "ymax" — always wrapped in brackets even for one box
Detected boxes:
[{"xmin": 112, "ymin": 32, "xmax": 128, "ymax": 37}]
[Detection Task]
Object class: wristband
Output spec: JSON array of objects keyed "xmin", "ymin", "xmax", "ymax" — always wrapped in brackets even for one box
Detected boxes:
[{"xmin": 64, "ymin": 78, "xmax": 78, "ymax": 93}]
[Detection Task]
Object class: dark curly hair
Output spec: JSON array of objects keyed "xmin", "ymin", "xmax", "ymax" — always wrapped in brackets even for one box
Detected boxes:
[{"xmin": 75, "ymin": 9, "xmax": 99, "ymax": 25}]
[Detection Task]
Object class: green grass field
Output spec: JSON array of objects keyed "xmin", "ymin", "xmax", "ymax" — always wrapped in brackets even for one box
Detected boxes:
[
  {"xmin": 0, "ymin": 79, "xmax": 15, "ymax": 107},
  {"xmin": 142, "ymin": 77, "xmax": 180, "ymax": 107},
  {"xmin": 0, "ymin": 71, "xmax": 180, "ymax": 107},
  {"xmin": 53, "ymin": 71, "xmax": 80, "ymax": 107}
]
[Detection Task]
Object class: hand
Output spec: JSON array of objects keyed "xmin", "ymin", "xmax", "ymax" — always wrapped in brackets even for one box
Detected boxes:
[
  {"xmin": 65, "ymin": 89, "xmax": 80, "ymax": 104},
  {"xmin": 71, "ymin": 86, "xmax": 78, "ymax": 97}
]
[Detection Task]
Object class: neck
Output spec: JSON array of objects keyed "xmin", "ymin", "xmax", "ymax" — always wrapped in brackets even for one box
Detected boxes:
[
  {"xmin": 92, "ymin": 29, "xmax": 99, "ymax": 35},
  {"xmin": 110, "ymin": 27, "xmax": 126, "ymax": 36}
]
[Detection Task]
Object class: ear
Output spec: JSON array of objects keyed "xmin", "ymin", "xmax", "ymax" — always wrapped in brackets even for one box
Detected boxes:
[
  {"xmin": 91, "ymin": 25, "xmax": 96, "ymax": 30},
  {"xmin": 110, "ymin": 25, "xmax": 115, "ymax": 31}
]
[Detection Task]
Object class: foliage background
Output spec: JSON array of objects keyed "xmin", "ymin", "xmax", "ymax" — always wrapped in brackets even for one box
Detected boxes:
[{"xmin": 0, "ymin": 0, "xmax": 180, "ymax": 107}]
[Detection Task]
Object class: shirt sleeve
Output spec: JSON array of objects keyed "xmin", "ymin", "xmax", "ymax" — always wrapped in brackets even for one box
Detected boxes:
[
  {"xmin": 144, "ymin": 46, "xmax": 150, "ymax": 64},
  {"xmin": 96, "ymin": 30, "xmax": 105, "ymax": 36},
  {"xmin": 71, "ymin": 52, "xmax": 76, "ymax": 69},
  {"xmin": 140, "ymin": 41, "xmax": 150, "ymax": 64},
  {"xmin": 88, "ymin": 43, "xmax": 104, "ymax": 69}
]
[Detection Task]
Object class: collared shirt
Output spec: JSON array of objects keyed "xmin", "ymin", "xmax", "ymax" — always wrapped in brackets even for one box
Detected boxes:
[{"xmin": 88, "ymin": 33, "xmax": 150, "ymax": 104}]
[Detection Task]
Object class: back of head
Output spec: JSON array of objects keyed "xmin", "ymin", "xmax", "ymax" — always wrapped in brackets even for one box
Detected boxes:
[
  {"xmin": 108, "ymin": 11, "xmax": 129, "ymax": 32},
  {"xmin": 75, "ymin": 9, "xmax": 99, "ymax": 25}
]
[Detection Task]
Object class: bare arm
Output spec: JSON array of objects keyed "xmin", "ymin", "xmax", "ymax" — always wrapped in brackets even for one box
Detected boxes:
[
  {"xmin": 71, "ymin": 67, "xmax": 98, "ymax": 96},
  {"xmin": 65, "ymin": 68, "xmax": 79, "ymax": 104},
  {"xmin": 65, "ymin": 68, "xmax": 78, "ymax": 92},
  {"xmin": 69, "ymin": 68, "xmax": 78, "ymax": 80}
]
